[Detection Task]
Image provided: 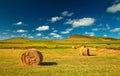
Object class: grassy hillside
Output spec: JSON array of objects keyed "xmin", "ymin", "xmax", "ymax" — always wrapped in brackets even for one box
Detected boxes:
[
  {"xmin": 55, "ymin": 34, "xmax": 120, "ymax": 50},
  {"xmin": 0, "ymin": 35, "xmax": 120, "ymax": 50}
]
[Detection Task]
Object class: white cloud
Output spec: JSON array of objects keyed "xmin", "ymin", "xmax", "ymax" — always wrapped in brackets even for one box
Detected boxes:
[
  {"xmin": 90, "ymin": 33, "xmax": 95, "ymax": 36},
  {"xmin": 42, "ymin": 36, "xmax": 50, "ymax": 39},
  {"xmin": 62, "ymin": 11, "xmax": 74, "ymax": 16},
  {"xmin": 49, "ymin": 32, "xmax": 62, "ymax": 38},
  {"xmin": 92, "ymin": 28, "xmax": 106, "ymax": 31},
  {"xmin": 2, "ymin": 32, "xmax": 8, "ymax": 35},
  {"xmin": 20, "ymin": 34, "xmax": 34, "ymax": 39},
  {"xmin": 50, "ymin": 16, "xmax": 63, "ymax": 22},
  {"xmin": 97, "ymin": 24, "xmax": 103, "ymax": 27},
  {"xmin": 65, "ymin": 18, "xmax": 95, "ymax": 28},
  {"xmin": 28, "ymin": 36, "xmax": 34, "ymax": 39},
  {"xmin": 53, "ymin": 30, "xmax": 58, "ymax": 33},
  {"xmin": 110, "ymin": 28, "xmax": 120, "ymax": 32},
  {"xmin": 21, "ymin": 34, "xmax": 34, "ymax": 39},
  {"xmin": 61, "ymin": 28, "xmax": 73, "ymax": 34},
  {"xmin": 61, "ymin": 31, "xmax": 69, "ymax": 34},
  {"xmin": 36, "ymin": 25, "xmax": 49, "ymax": 31},
  {"xmin": 11, "ymin": 35, "xmax": 15, "ymax": 37},
  {"xmin": 85, "ymin": 32, "xmax": 95, "ymax": 36},
  {"xmin": 16, "ymin": 29, "xmax": 27, "ymax": 33},
  {"xmin": 21, "ymin": 34, "xmax": 27, "ymax": 37},
  {"xmin": 14, "ymin": 21, "xmax": 23, "ymax": 25},
  {"xmin": 103, "ymin": 34, "xmax": 108, "ymax": 37},
  {"xmin": 106, "ymin": 24, "xmax": 110, "ymax": 30},
  {"xmin": 92, "ymin": 28, "xmax": 99, "ymax": 31},
  {"xmin": 36, "ymin": 33, "xmax": 42, "ymax": 36},
  {"xmin": 51, "ymin": 28, "xmax": 58, "ymax": 32},
  {"xmin": 92, "ymin": 24, "xmax": 110, "ymax": 31},
  {"xmin": 107, "ymin": 3, "xmax": 120, "ymax": 13}
]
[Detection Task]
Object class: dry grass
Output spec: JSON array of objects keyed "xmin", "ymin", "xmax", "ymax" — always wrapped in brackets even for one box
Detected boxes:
[{"xmin": 0, "ymin": 48, "xmax": 120, "ymax": 76}]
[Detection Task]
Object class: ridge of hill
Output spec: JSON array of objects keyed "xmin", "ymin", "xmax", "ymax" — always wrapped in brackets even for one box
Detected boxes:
[
  {"xmin": 0, "ymin": 34, "xmax": 119, "ymax": 43},
  {"xmin": 58, "ymin": 34, "xmax": 120, "ymax": 43},
  {"xmin": 0, "ymin": 38, "xmax": 29, "ymax": 42},
  {"xmin": 67, "ymin": 34, "xmax": 117, "ymax": 40}
]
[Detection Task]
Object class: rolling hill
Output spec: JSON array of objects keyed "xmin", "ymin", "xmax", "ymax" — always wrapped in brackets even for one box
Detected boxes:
[
  {"xmin": 58, "ymin": 34, "xmax": 120, "ymax": 43},
  {"xmin": 0, "ymin": 34, "xmax": 120, "ymax": 49}
]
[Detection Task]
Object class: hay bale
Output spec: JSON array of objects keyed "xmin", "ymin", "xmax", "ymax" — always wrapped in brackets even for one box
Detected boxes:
[
  {"xmin": 21, "ymin": 48, "xmax": 43, "ymax": 65},
  {"xmin": 72, "ymin": 46, "xmax": 77, "ymax": 49},
  {"xmin": 79, "ymin": 46, "xmax": 89, "ymax": 56}
]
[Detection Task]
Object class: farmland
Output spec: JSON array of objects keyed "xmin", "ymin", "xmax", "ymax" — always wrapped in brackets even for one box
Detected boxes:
[{"xmin": 0, "ymin": 35, "xmax": 120, "ymax": 76}]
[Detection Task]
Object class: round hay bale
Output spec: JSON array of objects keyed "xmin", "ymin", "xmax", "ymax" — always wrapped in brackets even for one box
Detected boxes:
[
  {"xmin": 21, "ymin": 48, "xmax": 43, "ymax": 65},
  {"xmin": 79, "ymin": 46, "xmax": 89, "ymax": 56},
  {"xmin": 72, "ymin": 46, "xmax": 77, "ymax": 49}
]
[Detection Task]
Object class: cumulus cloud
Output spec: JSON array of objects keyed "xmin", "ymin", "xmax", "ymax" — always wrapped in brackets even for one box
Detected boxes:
[
  {"xmin": 92, "ymin": 24, "xmax": 110, "ymax": 31},
  {"xmin": 110, "ymin": 28, "xmax": 120, "ymax": 32},
  {"xmin": 50, "ymin": 16, "xmax": 63, "ymax": 22},
  {"xmin": 36, "ymin": 25, "xmax": 49, "ymax": 31},
  {"xmin": 51, "ymin": 28, "xmax": 58, "ymax": 32},
  {"xmin": 62, "ymin": 11, "xmax": 74, "ymax": 16},
  {"xmin": 103, "ymin": 34, "xmax": 108, "ymax": 37},
  {"xmin": 14, "ymin": 21, "xmax": 23, "ymax": 25},
  {"xmin": 92, "ymin": 28, "xmax": 99, "ymax": 31},
  {"xmin": 85, "ymin": 32, "xmax": 95, "ymax": 36},
  {"xmin": 61, "ymin": 31, "xmax": 69, "ymax": 34},
  {"xmin": 11, "ymin": 35, "xmax": 15, "ymax": 38},
  {"xmin": 49, "ymin": 32, "xmax": 62, "ymax": 38},
  {"xmin": 2, "ymin": 32, "xmax": 8, "ymax": 35},
  {"xmin": 65, "ymin": 18, "xmax": 95, "ymax": 28},
  {"xmin": 28, "ymin": 36, "xmax": 34, "ymax": 39},
  {"xmin": 20, "ymin": 34, "xmax": 34, "ymax": 39},
  {"xmin": 53, "ymin": 30, "xmax": 58, "ymax": 33},
  {"xmin": 21, "ymin": 34, "xmax": 27, "ymax": 37},
  {"xmin": 16, "ymin": 29, "xmax": 27, "ymax": 33},
  {"xmin": 42, "ymin": 36, "xmax": 50, "ymax": 39},
  {"xmin": 36, "ymin": 33, "xmax": 42, "ymax": 36},
  {"xmin": 107, "ymin": 3, "xmax": 120, "ymax": 13},
  {"xmin": 92, "ymin": 28, "xmax": 107, "ymax": 31},
  {"xmin": 106, "ymin": 24, "xmax": 110, "ymax": 30},
  {"xmin": 61, "ymin": 28, "xmax": 73, "ymax": 34}
]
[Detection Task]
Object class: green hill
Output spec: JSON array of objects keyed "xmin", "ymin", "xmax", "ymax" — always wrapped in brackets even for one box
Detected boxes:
[
  {"xmin": 60, "ymin": 34, "xmax": 119, "ymax": 43},
  {"xmin": 1, "ymin": 38, "xmax": 29, "ymax": 42},
  {"xmin": 0, "ymin": 34, "xmax": 120, "ymax": 49}
]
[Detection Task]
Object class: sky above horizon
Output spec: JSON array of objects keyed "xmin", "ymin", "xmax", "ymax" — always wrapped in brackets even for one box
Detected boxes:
[{"xmin": 0, "ymin": 0, "xmax": 120, "ymax": 40}]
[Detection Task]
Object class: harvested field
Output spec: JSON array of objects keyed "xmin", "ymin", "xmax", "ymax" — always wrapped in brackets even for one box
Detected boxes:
[
  {"xmin": 0, "ymin": 48, "xmax": 120, "ymax": 76},
  {"xmin": 0, "ymin": 37, "xmax": 120, "ymax": 76}
]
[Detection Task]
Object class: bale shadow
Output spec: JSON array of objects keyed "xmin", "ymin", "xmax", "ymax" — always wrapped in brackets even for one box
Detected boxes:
[
  {"xmin": 89, "ymin": 54, "xmax": 96, "ymax": 56},
  {"xmin": 41, "ymin": 62, "xmax": 58, "ymax": 66}
]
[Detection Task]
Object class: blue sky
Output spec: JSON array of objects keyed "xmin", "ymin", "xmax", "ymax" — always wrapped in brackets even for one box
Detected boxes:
[{"xmin": 0, "ymin": 0, "xmax": 120, "ymax": 40}]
